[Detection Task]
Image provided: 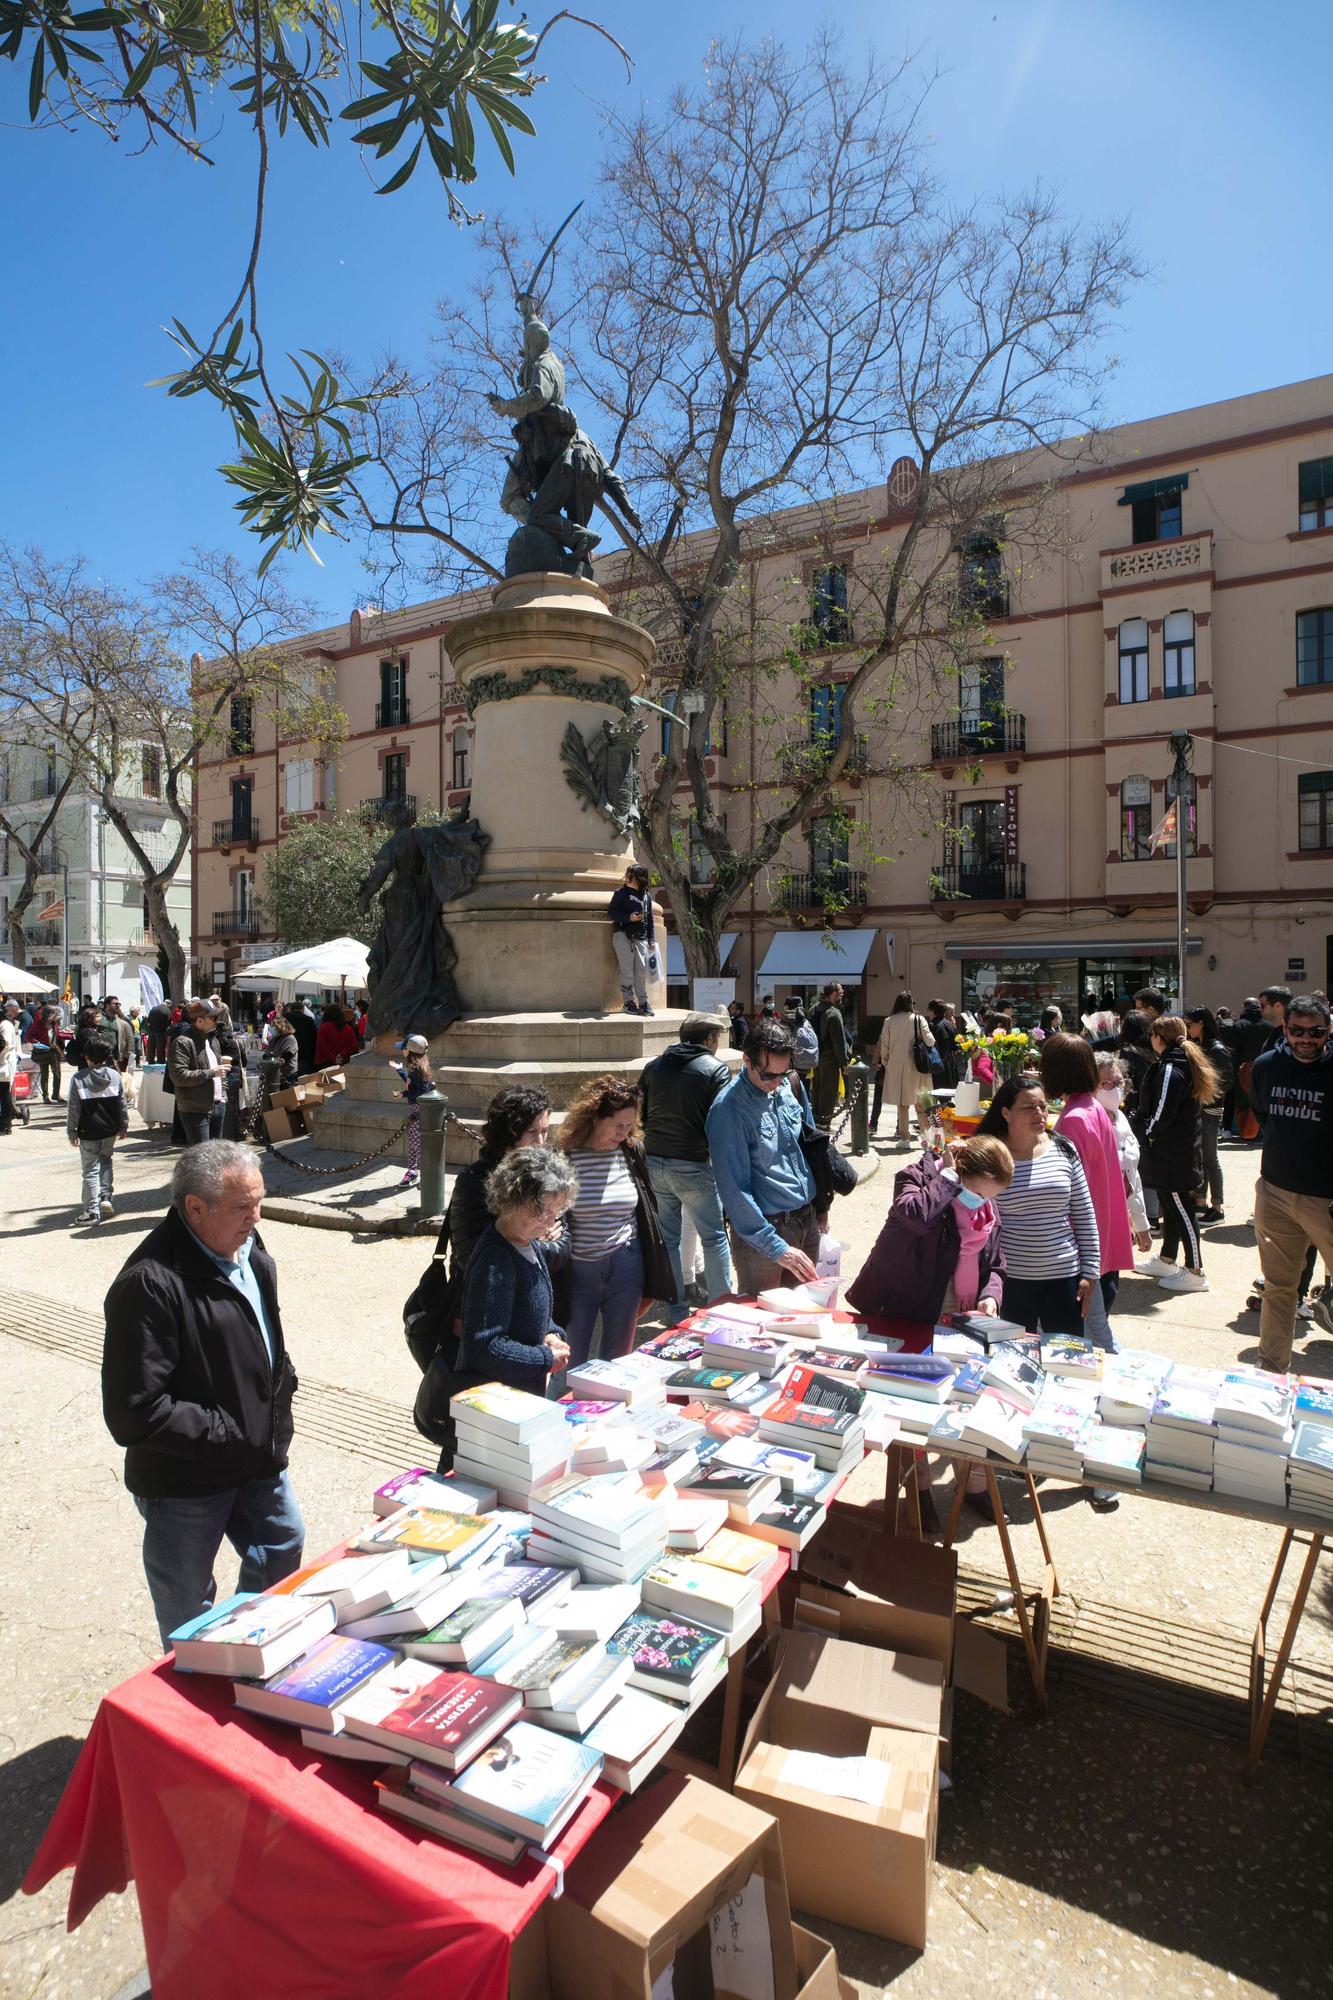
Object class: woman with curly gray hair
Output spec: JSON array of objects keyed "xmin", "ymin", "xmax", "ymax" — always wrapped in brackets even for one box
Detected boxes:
[{"xmin": 448, "ymin": 1146, "xmax": 576, "ymax": 1414}]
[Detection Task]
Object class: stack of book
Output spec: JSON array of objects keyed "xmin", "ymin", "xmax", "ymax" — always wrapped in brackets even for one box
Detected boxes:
[
  {"xmin": 666, "ymin": 1492, "xmax": 730, "ymax": 1551},
  {"xmin": 604, "ymin": 1607, "xmax": 727, "ymax": 1708},
  {"xmin": 757, "ymin": 1363, "xmax": 866, "ymax": 1473},
  {"xmin": 581, "ymin": 1686, "xmax": 687, "ymax": 1791},
  {"xmin": 926, "ymin": 1406, "xmax": 987, "ymax": 1458},
  {"xmin": 170, "ymin": 1592, "xmax": 337, "ymax": 1679},
  {"xmin": 1022, "ymin": 1381, "xmax": 1098, "ymax": 1480},
  {"xmin": 234, "ymin": 1633, "xmax": 399, "ymax": 1731},
  {"xmin": 565, "ymin": 1353, "xmax": 673, "ymax": 1407},
  {"xmin": 1098, "ymin": 1350, "xmax": 1171, "ymax": 1430},
  {"xmin": 490, "ymin": 1629, "xmax": 632, "ymax": 1734},
  {"xmin": 1288, "ymin": 1422, "xmax": 1333, "ymax": 1521},
  {"xmin": 379, "ymin": 1720, "xmax": 603, "ymax": 1859},
  {"xmin": 681, "ymin": 1462, "xmax": 782, "ymax": 1522},
  {"xmin": 372, "ymin": 1467, "xmax": 498, "ymax": 1518},
  {"xmin": 400, "ymin": 1595, "xmax": 526, "ymax": 1670},
  {"xmin": 861, "ymin": 1354, "xmax": 956, "ymax": 1404},
  {"xmin": 1146, "ymin": 1370, "xmax": 1221, "ymax": 1490},
  {"xmin": 1293, "ymin": 1377, "xmax": 1333, "ymax": 1433},
  {"xmin": 698, "ymin": 1325, "xmax": 790, "ymax": 1377},
  {"xmin": 355, "ymin": 1508, "xmax": 505, "ymax": 1570},
  {"xmin": 1038, "ymin": 1333, "xmax": 1105, "ymax": 1382},
  {"xmin": 569, "ymin": 1428, "xmax": 656, "ymax": 1476},
  {"xmin": 783, "ymin": 1347, "xmax": 870, "ymax": 1390},
  {"xmin": 527, "ymin": 1472, "xmax": 668, "ymax": 1583},
  {"xmin": 665, "ymin": 1365, "xmax": 762, "ymax": 1406},
  {"xmin": 1212, "ymin": 1374, "xmax": 1295, "ymax": 1506},
  {"xmin": 450, "ymin": 1386, "xmax": 571, "ymax": 1507},
  {"xmin": 1081, "ymin": 1421, "xmax": 1146, "ymax": 1486},
  {"xmin": 640, "ymin": 1550, "xmax": 761, "ymax": 1636},
  {"xmin": 960, "ymin": 1389, "xmax": 1029, "ymax": 1465},
  {"xmin": 982, "ymin": 1342, "xmax": 1047, "ymax": 1410}
]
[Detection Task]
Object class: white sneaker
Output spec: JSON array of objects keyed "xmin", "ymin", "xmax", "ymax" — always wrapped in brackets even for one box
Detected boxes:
[
  {"xmin": 1159, "ymin": 1267, "xmax": 1209, "ymax": 1292},
  {"xmin": 1136, "ymin": 1256, "xmax": 1176, "ymax": 1278}
]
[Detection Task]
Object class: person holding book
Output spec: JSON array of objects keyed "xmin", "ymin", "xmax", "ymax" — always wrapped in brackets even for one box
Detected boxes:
[
  {"xmin": 846, "ymin": 1133, "xmax": 1012, "ymax": 1325},
  {"xmin": 451, "ymin": 1147, "xmax": 576, "ymax": 1400},
  {"xmin": 606, "ymin": 864, "xmax": 658, "ymax": 1016},
  {"xmin": 557, "ymin": 1075, "xmax": 672, "ymax": 1365},
  {"xmin": 706, "ymin": 1018, "xmax": 820, "ymax": 1295},
  {"xmin": 975, "ymin": 1078, "xmax": 1100, "ymax": 1335},
  {"xmin": 101, "ymin": 1141, "xmax": 305, "ymax": 1646},
  {"xmin": 1040, "ymin": 1033, "xmax": 1134, "ymax": 1352},
  {"xmin": 1133, "ymin": 1015, "xmax": 1218, "ymax": 1294}
]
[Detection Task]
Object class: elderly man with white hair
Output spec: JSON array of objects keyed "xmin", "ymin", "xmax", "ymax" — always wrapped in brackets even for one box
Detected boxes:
[{"xmin": 102, "ymin": 1140, "xmax": 304, "ymax": 1645}]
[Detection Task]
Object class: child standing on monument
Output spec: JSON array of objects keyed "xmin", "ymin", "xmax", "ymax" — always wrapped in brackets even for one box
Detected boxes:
[{"xmin": 390, "ymin": 1035, "xmax": 437, "ymax": 1191}]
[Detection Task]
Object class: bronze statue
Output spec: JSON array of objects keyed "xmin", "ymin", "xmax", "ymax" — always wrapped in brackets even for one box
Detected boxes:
[{"xmin": 357, "ymin": 815, "xmax": 489, "ymax": 1039}]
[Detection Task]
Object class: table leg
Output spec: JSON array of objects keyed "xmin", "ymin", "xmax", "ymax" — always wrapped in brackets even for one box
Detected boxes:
[
  {"xmin": 1023, "ymin": 1471, "xmax": 1061, "ymax": 1599},
  {"xmin": 1245, "ymin": 1529, "xmax": 1323, "ymax": 1778},
  {"xmin": 715, "ymin": 1647, "xmax": 747, "ymax": 1790},
  {"xmin": 985, "ymin": 1467, "xmax": 1048, "ymax": 1711},
  {"xmin": 942, "ymin": 1461, "xmax": 969, "ymax": 1550}
]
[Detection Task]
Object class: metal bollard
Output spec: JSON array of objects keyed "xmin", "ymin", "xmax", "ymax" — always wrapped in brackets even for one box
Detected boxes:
[
  {"xmin": 418, "ymin": 1093, "xmax": 448, "ymax": 1218},
  {"xmin": 845, "ymin": 1060, "xmax": 871, "ymax": 1156},
  {"xmin": 259, "ymin": 1055, "xmax": 282, "ymax": 1114}
]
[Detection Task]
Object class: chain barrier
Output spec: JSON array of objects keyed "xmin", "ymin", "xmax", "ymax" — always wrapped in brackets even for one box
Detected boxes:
[
  {"xmin": 827, "ymin": 1067, "xmax": 868, "ymax": 1145},
  {"xmin": 238, "ymin": 1101, "xmax": 414, "ymax": 1177}
]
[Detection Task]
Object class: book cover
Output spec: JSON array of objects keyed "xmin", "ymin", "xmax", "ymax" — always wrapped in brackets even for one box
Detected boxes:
[
  {"xmin": 444, "ymin": 1720, "xmax": 602, "ymax": 1832},
  {"xmin": 690, "ymin": 1526, "xmax": 767, "ymax": 1575},
  {"xmin": 334, "ymin": 1655, "xmax": 444, "ymax": 1727},
  {"xmin": 607, "ymin": 1610, "xmax": 724, "ymax": 1684},
  {"xmin": 172, "ymin": 1592, "xmax": 311, "ymax": 1651},
  {"xmin": 451, "ymin": 1383, "xmax": 565, "ymax": 1431},
  {"xmin": 1295, "ymin": 1379, "xmax": 1333, "ymax": 1425},
  {"xmin": 415, "ymin": 1597, "xmax": 515, "ymax": 1648},
  {"xmin": 636, "ymin": 1331, "xmax": 706, "ymax": 1363},
  {"xmin": 1290, "ymin": 1422, "xmax": 1333, "ymax": 1476},
  {"xmin": 371, "ymin": 1509, "xmax": 499, "ymax": 1560},
  {"xmin": 715, "ymin": 1438, "xmax": 819, "ymax": 1487},
  {"xmin": 530, "ymin": 1472, "xmax": 660, "ymax": 1534},
  {"xmin": 644, "ymin": 1554, "xmax": 757, "ymax": 1615},
  {"xmin": 558, "ymin": 1398, "xmax": 630, "ymax": 1429},
  {"xmin": 665, "ymin": 1366, "xmax": 760, "ymax": 1401},
  {"xmin": 584, "ymin": 1687, "xmax": 678, "ymax": 1761},
  {"xmin": 375, "ymin": 1671, "xmax": 521, "ymax": 1753},
  {"xmin": 248, "ymin": 1635, "xmax": 396, "ymax": 1709},
  {"xmin": 1039, "ymin": 1334, "xmax": 1103, "ymax": 1378},
  {"xmin": 761, "ymin": 1392, "xmax": 857, "ymax": 1438},
  {"xmin": 684, "ymin": 1463, "xmax": 774, "ymax": 1498},
  {"xmin": 982, "ymin": 1343, "xmax": 1046, "ymax": 1407},
  {"xmin": 783, "ymin": 1362, "xmax": 866, "ymax": 1418},
  {"xmin": 493, "ymin": 1633, "xmax": 596, "ymax": 1696},
  {"xmin": 468, "ymin": 1562, "xmax": 572, "ymax": 1608}
]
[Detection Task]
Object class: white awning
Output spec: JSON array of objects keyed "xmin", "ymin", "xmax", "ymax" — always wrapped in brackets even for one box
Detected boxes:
[
  {"xmin": 666, "ymin": 932, "xmax": 738, "ymax": 981},
  {"xmin": 757, "ymin": 930, "xmax": 879, "ymax": 985}
]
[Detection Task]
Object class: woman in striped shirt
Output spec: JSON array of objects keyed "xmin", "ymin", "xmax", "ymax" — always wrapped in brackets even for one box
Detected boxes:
[
  {"xmin": 557, "ymin": 1075, "xmax": 649, "ymax": 1367},
  {"xmin": 975, "ymin": 1078, "xmax": 1100, "ymax": 1334}
]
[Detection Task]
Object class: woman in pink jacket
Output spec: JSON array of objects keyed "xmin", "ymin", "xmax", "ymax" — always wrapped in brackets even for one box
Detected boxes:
[{"xmin": 1040, "ymin": 1033, "xmax": 1133, "ymax": 1351}]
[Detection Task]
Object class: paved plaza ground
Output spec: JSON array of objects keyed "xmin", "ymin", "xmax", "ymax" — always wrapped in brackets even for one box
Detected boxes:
[{"xmin": 2, "ymin": 1095, "xmax": 1331, "ymax": 1998}]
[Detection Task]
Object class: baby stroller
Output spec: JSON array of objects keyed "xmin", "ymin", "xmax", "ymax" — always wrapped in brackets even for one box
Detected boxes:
[{"xmin": 11, "ymin": 1056, "xmax": 35, "ymax": 1126}]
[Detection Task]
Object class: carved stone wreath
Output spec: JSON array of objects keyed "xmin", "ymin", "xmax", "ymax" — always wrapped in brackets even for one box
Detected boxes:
[{"xmin": 462, "ymin": 666, "xmax": 634, "ymax": 718}]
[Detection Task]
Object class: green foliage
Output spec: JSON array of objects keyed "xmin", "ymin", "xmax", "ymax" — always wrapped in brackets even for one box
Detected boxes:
[{"xmin": 258, "ymin": 810, "xmax": 386, "ymax": 947}]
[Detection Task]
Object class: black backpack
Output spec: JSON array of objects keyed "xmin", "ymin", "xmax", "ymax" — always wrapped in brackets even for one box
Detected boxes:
[{"xmin": 77, "ymin": 1083, "xmax": 123, "ymax": 1141}]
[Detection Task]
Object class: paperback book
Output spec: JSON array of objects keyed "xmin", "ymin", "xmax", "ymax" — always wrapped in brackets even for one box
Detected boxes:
[{"xmin": 170, "ymin": 1593, "xmax": 336, "ymax": 1680}]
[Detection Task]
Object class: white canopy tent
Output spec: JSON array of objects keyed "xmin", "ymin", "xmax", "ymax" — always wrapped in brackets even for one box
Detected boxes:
[
  {"xmin": 0, "ymin": 960, "xmax": 57, "ymax": 995},
  {"xmin": 756, "ymin": 930, "xmax": 881, "ymax": 991},
  {"xmin": 230, "ymin": 937, "xmax": 371, "ymax": 997}
]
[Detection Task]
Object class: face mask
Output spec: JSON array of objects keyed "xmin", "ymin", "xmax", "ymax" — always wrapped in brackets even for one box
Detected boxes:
[
  {"xmin": 954, "ymin": 1185, "xmax": 988, "ymax": 1210},
  {"xmin": 1096, "ymin": 1085, "xmax": 1122, "ymax": 1111}
]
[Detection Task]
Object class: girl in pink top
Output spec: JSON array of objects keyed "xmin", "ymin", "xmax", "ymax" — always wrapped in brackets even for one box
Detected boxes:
[{"xmin": 1040, "ymin": 1034, "xmax": 1133, "ymax": 1351}]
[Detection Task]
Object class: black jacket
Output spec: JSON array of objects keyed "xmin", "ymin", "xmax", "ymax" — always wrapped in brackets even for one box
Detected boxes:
[
  {"xmin": 930, "ymin": 1017, "xmax": 960, "ymax": 1088},
  {"xmin": 639, "ymin": 1041, "xmax": 732, "ymax": 1162},
  {"xmin": 1133, "ymin": 1044, "xmax": 1201, "ymax": 1194},
  {"xmin": 1250, "ymin": 1043, "xmax": 1333, "ymax": 1198},
  {"xmin": 287, "ymin": 1007, "xmax": 318, "ymax": 1073},
  {"xmin": 1199, "ymin": 1036, "xmax": 1234, "ymax": 1112},
  {"xmin": 102, "ymin": 1208, "xmax": 296, "ymax": 1498}
]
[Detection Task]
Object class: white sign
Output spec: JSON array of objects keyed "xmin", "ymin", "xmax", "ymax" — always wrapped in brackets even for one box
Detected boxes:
[{"xmin": 693, "ymin": 977, "xmax": 735, "ymax": 1014}]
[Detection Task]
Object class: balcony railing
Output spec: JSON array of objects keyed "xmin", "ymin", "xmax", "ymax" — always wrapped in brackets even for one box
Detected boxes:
[
  {"xmin": 128, "ymin": 927, "xmax": 157, "ymax": 951},
  {"xmin": 375, "ymin": 696, "xmax": 411, "ymax": 728},
  {"xmin": 775, "ymin": 869, "xmax": 868, "ymax": 911},
  {"xmin": 213, "ymin": 817, "xmax": 260, "ymax": 847},
  {"xmin": 213, "ymin": 911, "xmax": 258, "ymax": 938},
  {"xmin": 363, "ymin": 794, "xmax": 417, "ymax": 823},
  {"xmin": 931, "ymin": 713, "xmax": 1027, "ymax": 761},
  {"xmin": 934, "ymin": 860, "xmax": 1028, "ymax": 903},
  {"xmin": 778, "ymin": 732, "xmax": 870, "ymax": 780},
  {"xmin": 21, "ymin": 922, "xmax": 61, "ymax": 947}
]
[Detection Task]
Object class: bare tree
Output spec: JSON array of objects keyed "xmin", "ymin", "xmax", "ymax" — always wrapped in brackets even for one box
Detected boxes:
[
  {"xmin": 0, "ymin": 546, "xmax": 333, "ymax": 998},
  {"xmin": 343, "ymin": 32, "xmax": 1141, "ymax": 976}
]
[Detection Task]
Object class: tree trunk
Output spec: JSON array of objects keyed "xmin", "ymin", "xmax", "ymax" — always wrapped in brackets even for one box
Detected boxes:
[
  {"xmin": 146, "ymin": 877, "xmax": 188, "ymax": 1000},
  {"xmin": 3, "ymin": 872, "xmax": 34, "ymax": 968}
]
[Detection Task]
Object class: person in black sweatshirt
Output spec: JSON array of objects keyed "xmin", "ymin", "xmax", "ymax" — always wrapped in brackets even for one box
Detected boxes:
[{"xmin": 1249, "ymin": 996, "xmax": 1333, "ymax": 1372}]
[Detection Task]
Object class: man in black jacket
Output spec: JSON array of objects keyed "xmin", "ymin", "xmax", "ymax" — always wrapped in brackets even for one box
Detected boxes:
[
  {"xmin": 287, "ymin": 997, "xmax": 318, "ymax": 1075},
  {"xmin": 1249, "ymin": 996, "xmax": 1333, "ymax": 1372},
  {"xmin": 640, "ymin": 1014, "xmax": 734, "ymax": 1306},
  {"xmin": 102, "ymin": 1140, "xmax": 304, "ymax": 1644}
]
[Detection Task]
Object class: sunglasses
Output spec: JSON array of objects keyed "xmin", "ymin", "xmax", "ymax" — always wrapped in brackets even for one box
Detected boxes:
[
  {"xmin": 749, "ymin": 1062, "xmax": 791, "ymax": 1087},
  {"xmin": 1287, "ymin": 1026, "xmax": 1328, "ymax": 1039}
]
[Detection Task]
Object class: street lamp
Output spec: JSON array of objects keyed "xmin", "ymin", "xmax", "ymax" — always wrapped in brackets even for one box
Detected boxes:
[{"xmin": 1168, "ymin": 731, "xmax": 1193, "ymax": 1014}]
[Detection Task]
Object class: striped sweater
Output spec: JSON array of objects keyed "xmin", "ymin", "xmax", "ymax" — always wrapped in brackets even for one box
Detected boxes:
[
  {"xmin": 991, "ymin": 1139, "xmax": 1100, "ymax": 1282},
  {"xmin": 566, "ymin": 1146, "xmax": 639, "ymax": 1259}
]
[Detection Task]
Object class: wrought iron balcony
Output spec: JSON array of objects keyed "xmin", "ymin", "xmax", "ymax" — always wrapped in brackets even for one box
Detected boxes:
[
  {"xmin": 363, "ymin": 794, "xmax": 417, "ymax": 823},
  {"xmin": 375, "ymin": 696, "xmax": 411, "ymax": 728},
  {"xmin": 21, "ymin": 922, "xmax": 61, "ymax": 947},
  {"xmin": 213, "ymin": 911, "xmax": 258, "ymax": 937},
  {"xmin": 775, "ymin": 869, "xmax": 868, "ymax": 911},
  {"xmin": 778, "ymin": 732, "xmax": 870, "ymax": 780},
  {"xmin": 212, "ymin": 817, "xmax": 260, "ymax": 846},
  {"xmin": 931, "ymin": 713, "xmax": 1027, "ymax": 762},
  {"xmin": 934, "ymin": 860, "xmax": 1027, "ymax": 903}
]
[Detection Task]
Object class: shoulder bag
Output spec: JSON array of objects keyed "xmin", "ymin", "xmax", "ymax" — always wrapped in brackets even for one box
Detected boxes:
[
  {"xmin": 625, "ymin": 1143, "xmax": 676, "ymax": 1302},
  {"xmin": 912, "ymin": 1015, "xmax": 937, "ymax": 1075}
]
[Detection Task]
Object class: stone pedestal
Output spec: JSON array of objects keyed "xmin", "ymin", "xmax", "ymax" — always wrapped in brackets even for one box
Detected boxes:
[{"xmin": 441, "ymin": 572, "xmax": 666, "ymax": 1015}]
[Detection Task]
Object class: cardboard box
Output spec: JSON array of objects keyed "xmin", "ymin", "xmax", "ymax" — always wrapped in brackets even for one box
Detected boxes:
[
  {"xmin": 273, "ymin": 1082, "xmax": 326, "ymax": 1109},
  {"xmin": 546, "ymin": 1773, "xmax": 799, "ymax": 2000},
  {"xmin": 792, "ymin": 1922, "xmax": 852, "ymax": 2000},
  {"xmin": 736, "ymin": 1637, "xmax": 939, "ymax": 1949},
  {"xmin": 507, "ymin": 1915, "xmax": 547, "ymax": 2000},
  {"xmin": 263, "ymin": 1106, "xmax": 299, "ymax": 1142}
]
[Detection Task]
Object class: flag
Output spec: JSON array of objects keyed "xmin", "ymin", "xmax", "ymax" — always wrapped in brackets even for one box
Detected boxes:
[
  {"xmin": 139, "ymin": 967, "xmax": 165, "ymax": 1014},
  {"xmin": 61, "ymin": 975, "xmax": 74, "ymax": 1003},
  {"xmin": 36, "ymin": 897, "xmax": 64, "ymax": 922},
  {"xmin": 1148, "ymin": 801, "xmax": 1177, "ymax": 854}
]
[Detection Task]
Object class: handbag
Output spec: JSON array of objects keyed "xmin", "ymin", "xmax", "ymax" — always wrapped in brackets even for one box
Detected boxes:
[
  {"xmin": 911, "ymin": 1016, "xmax": 935, "ymax": 1075},
  {"xmin": 626, "ymin": 1144, "xmax": 676, "ymax": 1302},
  {"xmin": 798, "ymin": 1122, "xmax": 858, "ymax": 1205}
]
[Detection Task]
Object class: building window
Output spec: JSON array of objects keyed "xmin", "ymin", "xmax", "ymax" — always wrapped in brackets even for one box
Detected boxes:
[
  {"xmin": 958, "ymin": 533, "xmax": 1008, "ymax": 619},
  {"xmin": 228, "ymin": 697, "xmax": 254, "ymax": 757},
  {"xmin": 809, "ymin": 682, "xmax": 846, "ymax": 749},
  {"xmin": 45, "ymin": 746, "xmax": 58, "ymax": 795},
  {"xmin": 1298, "ymin": 773, "xmax": 1333, "ymax": 851},
  {"xmin": 659, "ymin": 691, "xmax": 725, "ymax": 758},
  {"xmin": 235, "ymin": 869, "xmax": 253, "ymax": 923},
  {"xmin": 383, "ymin": 751, "xmax": 407, "ymax": 802},
  {"xmin": 284, "ymin": 757, "xmax": 315, "ymax": 815},
  {"xmin": 810, "ymin": 564, "xmax": 851, "ymax": 643},
  {"xmin": 1120, "ymin": 775, "xmax": 1153, "ymax": 860},
  {"xmin": 1296, "ymin": 607, "xmax": 1333, "ymax": 686},
  {"xmin": 451, "ymin": 726, "xmax": 470, "ymax": 792},
  {"xmin": 229, "ymin": 776, "xmax": 253, "ymax": 834},
  {"xmin": 1118, "ymin": 619, "xmax": 1150, "ymax": 703},
  {"xmin": 379, "ymin": 657, "xmax": 409, "ymax": 727},
  {"xmin": 959, "ymin": 799, "xmax": 1006, "ymax": 869},
  {"xmin": 1164, "ymin": 771, "xmax": 1197, "ymax": 858},
  {"xmin": 1163, "ymin": 611, "xmax": 1196, "ymax": 697},
  {"xmin": 809, "ymin": 816, "xmax": 851, "ymax": 885},
  {"xmin": 141, "ymin": 745, "xmax": 162, "ymax": 798},
  {"xmin": 959, "ymin": 657, "xmax": 1006, "ymax": 738},
  {"xmin": 1122, "ymin": 475, "xmax": 1186, "ymax": 544},
  {"xmin": 1299, "ymin": 457, "xmax": 1333, "ymax": 533}
]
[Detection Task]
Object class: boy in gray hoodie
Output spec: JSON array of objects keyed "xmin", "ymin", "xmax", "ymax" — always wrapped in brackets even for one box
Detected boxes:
[{"xmin": 67, "ymin": 1035, "xmax": 130, "ymax": 1225}]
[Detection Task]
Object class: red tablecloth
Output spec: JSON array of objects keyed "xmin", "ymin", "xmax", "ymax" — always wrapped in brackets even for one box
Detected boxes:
[{"xmin": 23, "ymin": 1659, "xmax": 614, "ymax": 2000}]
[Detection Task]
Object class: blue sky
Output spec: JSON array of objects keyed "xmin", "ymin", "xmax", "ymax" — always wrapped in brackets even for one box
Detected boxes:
[{"xmin": 2, "ymin": 0, "xmax": 1330, "ymax": 626}]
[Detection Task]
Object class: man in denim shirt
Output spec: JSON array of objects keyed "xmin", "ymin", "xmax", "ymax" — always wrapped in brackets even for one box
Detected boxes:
[{"xmin": 706, "ymin": 1019, "xmax": 820, "ymax": 1295}]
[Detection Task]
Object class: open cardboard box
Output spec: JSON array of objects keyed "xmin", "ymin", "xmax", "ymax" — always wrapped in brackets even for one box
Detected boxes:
[
  {"xmin": 262, "ymin": 1106, "xmax": 302, "ymax": 1142},
  {"xmin": 545, "ymin": 1773, "xmax": 799, "ymax": 2000},
  {"xmin": 735, "ymin": 1634, "xmax": 939, "ymax": 1949},
  {"xmin": 792, "ymin": 1922, "xmax": 853, "ymax": 2000}
]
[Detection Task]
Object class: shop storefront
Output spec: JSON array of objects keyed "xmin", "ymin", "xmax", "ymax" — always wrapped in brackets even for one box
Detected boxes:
[{"xmin": 946, "ymin": 938, "xmax": 1201, "ymax": 1026}]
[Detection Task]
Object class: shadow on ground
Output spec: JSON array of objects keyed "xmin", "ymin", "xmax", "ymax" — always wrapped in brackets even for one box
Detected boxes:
[{"xmin": 1, "ymin": 1735, "xmax": 83, "ymax": 1903}]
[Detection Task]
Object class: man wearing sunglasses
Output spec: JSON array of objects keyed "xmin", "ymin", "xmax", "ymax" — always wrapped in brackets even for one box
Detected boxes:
[
  {"xmin": 706, "ymin": 1019, "xmax": 821, "ymax": 1296},
  {"xmin": 1249, "ymin": 996, "xmax": 1333, "ymax": 1372}
]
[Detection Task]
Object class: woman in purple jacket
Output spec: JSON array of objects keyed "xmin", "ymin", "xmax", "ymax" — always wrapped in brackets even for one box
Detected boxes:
[{"xmin": 847, "ymin": 1134, "xmax": 1013, "ymax": 1325}]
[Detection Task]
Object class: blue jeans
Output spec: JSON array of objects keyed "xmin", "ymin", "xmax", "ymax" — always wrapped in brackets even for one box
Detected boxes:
[
  {"xmin": 179, "ymin": 1105, "xmax": 224, "ymax": 1147},
  {"xmin": 133, "ymin": 1470, "xmax": 306, "ymax": 1648},
  {"xmin": 646, "ymin": 1156, "xmax": 733, "ymax": 1305},
  {"xmin": 565, "ymin": 1240, "xmax": 645, "ymax": 1368},
  {"xmin": 1082, "ymin": 1272, "xmax": 1120, "ymax": 1353},
  {"xmin": 78, "ymin": 1136, "xmax": 117, "ymax": 1215}
]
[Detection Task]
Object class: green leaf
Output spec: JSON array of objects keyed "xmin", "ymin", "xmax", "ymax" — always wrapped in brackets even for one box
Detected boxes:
[
  {"xmin": 27, "ymin": 35, "xmax": 43, "ymax": 119},
  {"xmin": 376, "ymin": 137, "xmax": 422, "ymax": 194}
]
